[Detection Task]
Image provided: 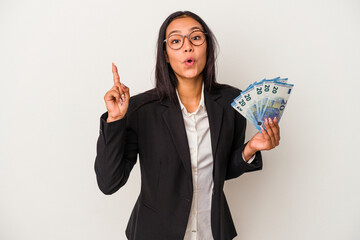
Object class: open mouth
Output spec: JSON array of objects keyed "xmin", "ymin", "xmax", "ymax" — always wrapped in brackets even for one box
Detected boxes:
[{"xmin": 185, "ymin": 58, "xmax": 195, "ymax": 66}]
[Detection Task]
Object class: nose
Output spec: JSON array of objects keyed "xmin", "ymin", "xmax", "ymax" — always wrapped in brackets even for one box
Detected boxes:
[{"xmin": 183, "ymin": 36, "xmax": 193, "ymax": 52}]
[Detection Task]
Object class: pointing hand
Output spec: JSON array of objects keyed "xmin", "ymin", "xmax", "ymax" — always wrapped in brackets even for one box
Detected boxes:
[{"xmin": 104, "ymin": 63, "xmax": 130, "ymax": 122}]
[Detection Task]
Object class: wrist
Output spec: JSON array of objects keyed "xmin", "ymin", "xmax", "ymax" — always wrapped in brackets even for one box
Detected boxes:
[
  {"xmin": 106, "ymin": 115, "xmax": 124, "ymax": 123},
  {"xmin": 243, "ymin": 142, "xmax": 257, "ymax": 162}
]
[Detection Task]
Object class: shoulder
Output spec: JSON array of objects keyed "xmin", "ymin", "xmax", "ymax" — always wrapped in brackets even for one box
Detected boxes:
[
  {"xmin": 217, "ymin": 83, "xmax": 241, "ymax": 96},
  {"xmin": 130, "ymin": 88, "xmax": 159, "ymax": 104},
  {"xmin": 212, "ymin": 83, "xmax": 242, "ymax": 103},
  {"xmin": 127, "ymin": 88, "xmax": 161, "ymax": 114}
]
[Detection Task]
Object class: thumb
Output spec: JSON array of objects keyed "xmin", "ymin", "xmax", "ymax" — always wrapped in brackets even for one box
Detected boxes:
[{"xmin": 121, "ymin": 83, "xmax": 130, "ymax": 98}]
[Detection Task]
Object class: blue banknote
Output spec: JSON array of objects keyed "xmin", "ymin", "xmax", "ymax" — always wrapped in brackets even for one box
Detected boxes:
[{"xmin": 232, "ymin": 77, "xmax": 294, "ymax": 133}]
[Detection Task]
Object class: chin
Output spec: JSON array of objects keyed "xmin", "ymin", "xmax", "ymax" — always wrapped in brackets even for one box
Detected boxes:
[
  {"xmin": 182, "ymin": 71, "xmax": 201, "ymax": 79},
  {"xmin": 183, "ymin": 75, "xmax": 200, "ymax": 80},
  {"xmin": 174, "ymin": 68, "xmax": 203, "ymax": 81}
]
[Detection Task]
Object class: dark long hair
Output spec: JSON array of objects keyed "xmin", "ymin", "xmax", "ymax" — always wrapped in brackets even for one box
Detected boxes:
[{"xmin": 155, "ymin": 11, "xmax": 221, "ymax": 104}]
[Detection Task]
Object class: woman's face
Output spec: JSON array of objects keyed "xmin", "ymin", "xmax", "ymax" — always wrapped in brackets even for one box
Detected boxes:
[{"xmin": 164, "ymin": 16, "xmax": 207, "ymax": 83}]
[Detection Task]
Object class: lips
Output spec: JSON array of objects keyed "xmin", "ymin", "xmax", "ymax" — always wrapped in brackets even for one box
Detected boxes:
[{"xmin": 184, "ymin": 57, "xmax": 195, "ymax": 66}]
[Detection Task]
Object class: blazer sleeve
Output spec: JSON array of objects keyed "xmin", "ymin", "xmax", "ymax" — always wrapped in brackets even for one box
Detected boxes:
[
  {"xmin": 225, "ymin": 101, "xmax": 263, "ymax": 181},
  {"xmin": 94, "ymin": 109, "xmax": 138, "ymax": 195}
]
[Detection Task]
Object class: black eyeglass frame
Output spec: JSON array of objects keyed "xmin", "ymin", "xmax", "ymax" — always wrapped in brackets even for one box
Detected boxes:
[{"xmin": 163, "ymin": 30, "xmax": 208, "ymax": 50}]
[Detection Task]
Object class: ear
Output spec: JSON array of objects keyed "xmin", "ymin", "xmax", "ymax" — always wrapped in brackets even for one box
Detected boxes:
[{"xmin": 164, "ymin": 50, "xmax": 169, "ymax": 63}]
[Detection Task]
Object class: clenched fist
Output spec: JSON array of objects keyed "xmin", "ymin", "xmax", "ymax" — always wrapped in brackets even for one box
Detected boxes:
[{"xmin": 104, "ymin": 63, "xmax": 130, "ymax": 122}]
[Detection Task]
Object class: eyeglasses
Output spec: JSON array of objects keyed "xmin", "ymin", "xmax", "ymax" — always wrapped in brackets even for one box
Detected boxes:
[{"xmin": 163, "ymin": 30, "xmax": 207, "ymax": 50}]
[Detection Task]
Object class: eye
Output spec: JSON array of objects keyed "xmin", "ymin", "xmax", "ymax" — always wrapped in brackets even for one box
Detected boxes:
[
  {"xmin": 168, "ymin": 34, "xmax": 183, "ymax": 45},
  {"xmin": 190, "ymin": 31, "xmax": 205, "ymax": 42}
]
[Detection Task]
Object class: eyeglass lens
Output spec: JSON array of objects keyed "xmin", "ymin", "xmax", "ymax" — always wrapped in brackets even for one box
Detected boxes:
[{"xmin": 167, "ymin": 31, "xmax": 206, "ymax": 50}]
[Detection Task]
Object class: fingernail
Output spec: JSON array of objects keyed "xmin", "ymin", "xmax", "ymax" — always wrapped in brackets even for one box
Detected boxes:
[
  {"xmin": 269, "ymin": 118, "xmax": 273, "ymax": 124},
  {"xmin": 121, "ymin": 94, "xmax": 125, "ymax": 101}
]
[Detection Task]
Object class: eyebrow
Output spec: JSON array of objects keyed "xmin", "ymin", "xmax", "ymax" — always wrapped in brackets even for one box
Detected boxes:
[{"xmin": 167, "ymin": 26, "xmax": 203, "ymax": 37}]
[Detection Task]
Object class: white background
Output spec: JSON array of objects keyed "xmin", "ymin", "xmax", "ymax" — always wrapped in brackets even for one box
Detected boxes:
[{"xmin": 1, "ymin": 0, "xmax": 359, "ymax": 239}]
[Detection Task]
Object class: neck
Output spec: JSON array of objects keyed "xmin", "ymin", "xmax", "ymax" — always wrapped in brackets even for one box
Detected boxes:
[{"xmin": 176, "ymin": 75, "xmax": 203, "ymax": 106}]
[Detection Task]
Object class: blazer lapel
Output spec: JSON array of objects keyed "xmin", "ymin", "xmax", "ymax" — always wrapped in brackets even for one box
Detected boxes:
[
  {"xmin": 161, "ymin": 89, "xmax": 224, "ymax": 189},
  {"xmin": 161, "ymin": 100, "xmax": 193, "ymax": 182},
  {"xmin": 204, "ymin": 89, "xmax": 224, "ymax": 160}
]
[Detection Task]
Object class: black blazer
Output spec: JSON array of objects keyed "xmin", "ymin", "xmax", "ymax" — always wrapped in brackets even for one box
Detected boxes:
[{"xmin": 94, "ymin": 85, "xmax": 263, "ymax": 240}]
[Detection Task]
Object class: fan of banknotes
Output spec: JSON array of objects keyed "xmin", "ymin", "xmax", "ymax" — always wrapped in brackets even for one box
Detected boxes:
[{"xmin": 231, "ymin": 77, "xmax": 294, "ymax": 132}]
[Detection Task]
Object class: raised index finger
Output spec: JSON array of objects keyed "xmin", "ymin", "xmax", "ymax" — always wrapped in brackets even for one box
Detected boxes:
[{"xmin": 112, "ymin": 62, "xmax": 121, "ymax": 84}]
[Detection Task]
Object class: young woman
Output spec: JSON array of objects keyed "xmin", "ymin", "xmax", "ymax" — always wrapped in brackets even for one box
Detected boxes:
[{"xmin": 95, "ymin": 10, "xmax": 280, "ymax": 240}]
